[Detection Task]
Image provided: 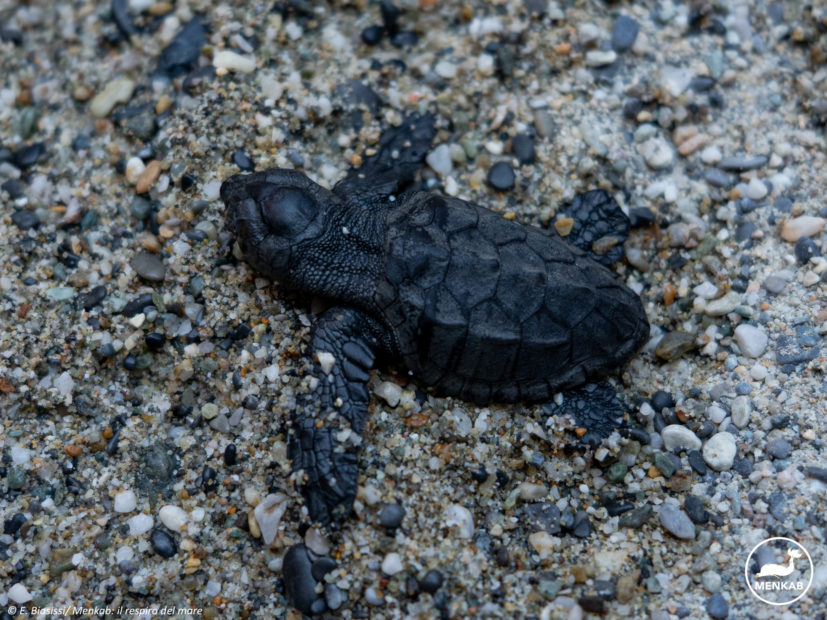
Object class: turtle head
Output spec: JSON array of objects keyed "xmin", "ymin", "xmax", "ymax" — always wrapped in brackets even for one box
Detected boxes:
[{"xmin": 221, "ymin": 169, "xmax": 330, "ymax": 283}]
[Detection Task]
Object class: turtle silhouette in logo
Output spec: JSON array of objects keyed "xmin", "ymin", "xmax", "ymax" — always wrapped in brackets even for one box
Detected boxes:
[
  {"xmin": 221, "ymin": 113, "xmax": 649, "ymax": 614},
  {"xmin": 755, "ymin": 547, "xmax": 803, "ymax": 578}
]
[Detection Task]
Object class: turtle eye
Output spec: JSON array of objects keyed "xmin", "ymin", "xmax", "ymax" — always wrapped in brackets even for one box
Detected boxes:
[{"xmin": 249, "ymin": 183, "xmax": 318, "ymax": 237}]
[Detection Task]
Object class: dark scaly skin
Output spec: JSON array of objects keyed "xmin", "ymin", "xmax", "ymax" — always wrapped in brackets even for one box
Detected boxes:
[{"xmin": 221, "ymin": 113, "xmax": 649, "ymax": 615}]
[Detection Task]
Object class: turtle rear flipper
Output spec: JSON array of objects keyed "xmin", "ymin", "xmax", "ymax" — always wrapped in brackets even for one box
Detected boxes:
[{"xmin": 289, "ymin": 306, "xmax": 385, "ymax": 525}]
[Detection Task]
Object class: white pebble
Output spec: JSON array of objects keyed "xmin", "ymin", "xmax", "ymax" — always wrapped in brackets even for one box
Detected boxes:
[
  {"xmin": 577, "ymin": 23, "xmax": 601, "ymax": 46},
  {"xmin": 705, "ymin": 291, "xmax": 740, "ymax": 316},
  {"xmin": 529, "ymin": 531, "xmax": 558, "ymax": 559},
  {"xmin": 661, "ymin": 65, "xmax": 692, "ymax": 97},
  {"xmin": 381, "ymin": 552, "xmax": 404, "ymax": 576},
  {"xmin": 202, "ymin": 180, "xmax": 222, "ymax": 201},
  {"xmin": 426, "ymin": 144, "xmax": 453, "ymax": 176},
  {"xmin": 159, "ymin": 505, "xmax": 188, "ymax": 532},
  {"xmin": 125, "ymin": 156, "xmax": 146, "ymax": 185},
  {"xmin": 444, "ymin": 504, "xmax": 474, "ymax": 538},
  {"xmin": 477, "ymin": 53, "xmax": 495, "ymax": 76},
  {"xmin": 730, "ymin": 396, "xmax": 752, "ymax": 429},
  {"xmin": 661, "ymin": 425, "xmax": 702, "ymax": 452},
  {"xmin": 700, "ymin": 144, "xmax": 722, "ymax": 164},
  {"xmin": 8, "ymin": 583, "xmax": 32, "ymax": 604},
  {"xmin": 702, "ymin": 432, "xmax": 736, "ymax": 471},
  {"xmin": 116, "ymin": 546, "xmax": 134, "ymax": 563},
  {"xmin": 254, "ymin": 493, "xmax": 289, "ymax": 545},
  {"xmin": 749, "ymin": 363, "xmax": 767, "ymax": 381},
  {"xmin": 90, "ymin": 77, "xmax": 136, "ymax": 118},
  {"xmin": 10, "ymin": 445, "xmax": 31, "ymax": 465},
  {"xmin": 781, "ymin": 216, "xmax": 825, "ymax": 242},
  {"xmin": 693, "ymin": 281, "xmax": 718, "ymax": 299},
  {"xmin": 434, "ymin": 61, "xmax": 457, "ymax": 79},
  {"xmin": 127, "ymin": 513, "xmax": 153, "ymax": 536},
  {"xmin": 745, "ymin": 177, "xmax": 768, "ymax": 200},
  {"xmin": 114, "ymin": 490, "xmax": 137, "ymax": 513},
  {"xmin": 205, "ymin": 579, "xmax": 222, "ymax": 597},
  {"xmin": 374, "ymin": 381, "xmax": 402, "ymax": 407},
  {"xmin": 706, "ymin": 405, "xmax": 727, "ymax": 424},
  {"xmin": 316, "ymin": 351, "xmax": 336, "ymax": 374},
  {"xmin": 585, "ymin": 50, "xmax": 617, "ymax": 67},
  {"xmin": 304, "ymin": 526, "xmax": 331, "ymax": 555},
  {"xmin": 638, "ymin": 137, "xmax": 674, "ymax": 169},
  {"xmin": 518, "ymin": 482, "xmax": 549, "ymax": 500},
  {"xmin": 734, "ymin": 324, "xmax": 768, "ymax": 358},
  {"xmin": 213, "ymin": 50, "xmax": 256, "ymax": 73},
  {"xmin": 54, "ymin": 371, "xmax": 74, "ymax": 397}
]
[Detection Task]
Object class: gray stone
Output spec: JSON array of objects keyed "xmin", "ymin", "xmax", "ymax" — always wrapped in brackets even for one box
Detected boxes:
[{"xmin": 659, "ymin": 503, "xmax": 695, "ymax": 539}]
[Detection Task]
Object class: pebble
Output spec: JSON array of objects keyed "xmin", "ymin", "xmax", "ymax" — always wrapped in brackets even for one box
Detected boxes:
[
  {"xmin": 381, "ymin": 552, "xmax": 404, "ymax": 575},
  {"xmin": 734, "ymin": 324, "xmax": 767, "ymax": 358},
  {"xmin": 706, "ymin": 592, "xmax": 728, "ymax": 619},
  {"xmin": 639, "ymin": 137, "xmax": 674, "ymax": 169},
  {"xmin": 611, "ymin": 15, "xmax": 639, "ymax": 52},
  {"xmin": 511, "ymin": 133, "xmax": 535, "ymax": 164},
  {"xmin": 90, "ymin": 77, "xmax": 135, "ymax": 118},
  {"xmin": 730, "ymin": 396, "xmax": 751, "ymax": 428},
  {"xmin": 213, "ymin": 50, "xmax": 256, "ymax": 73},
  {"xmin": 655, "ymin": 331, "xmax": 695, "ymax": 361},
  {"xmin": 702, "ymin": 432, "xmax": 736, "ymax": 471},
  {"xmin": 794, "ymin": 237, "xmax": 820, "ymax": 263},
  {"xmin": 11, "ymin": 209, "xmax": 40, "ymax": 230},
  {"xmin": 426, "ymin": 144, "xmax": 453, "ymax": 176},
  {"xmin": 282, "ymin": 545, "xmax": 321, "ymax": 614},
  {"xmin": 585, "ymin": 50, "xmax": 617, "ymax": 67},
  {"xmin": 704, "ymin": 291, "xmax": 740, "ymax": 316},
  {"xmin": 443, "ymin": 504, "xmax": 474, "ymax": 538},
  {"xmin": 677, "ymin": 133, "xmax": 709, "ymax": 156},
  {"xmin": 766, "ymin": 438, "xmax": 792, "ymax": 459},
  {"xmin": 114, "ymin": 489, "xmax": 137, "ymax": 513},
  {"xmin": 150, "ymin": 528, "xmax": 177, "ymax": 558},
  {"xmin": 233, "ymin": 148, "xmax": 254, "ymax": 171},
  {"xmin": 131, "ymin": 251, "xmax": 166, "ymax": 282},
  {"xmin": 159, "ymin": 505, "xmax": 188, "ymax": 532},
  {"xmin": 253, "ymin": 493, "xmax": 289, "ymax": 545},
  {"xmin": 684, "ymin": 496, "xmax": 709, "ymax": 524},
  {"xmin": 661, "ymin": 66, "xmax": 692, "ymax": 97},
  {"xmin": 379, "ymin": 503, "xmax": 405, "ymax": 529},
  {"xmin": 781, "ymin": 215, "xmax": 825, "ymax": 242},
  {"xmin": 763, "ymin": 274, "xmax": 787, "ymax": 294},
  {"xmin": 703, "ymin": 168, "xmax": 732, "ymax": 187},
  {"xmin": 136, "ymin": 160, "xmax": 162, "ymax": 194},
  {"xmin": 745, "ymin": 177, "xmax": 768, "ymax": 200},
  {"xmin": 487, "ymin": 161, "xmax": 515, "ymax": 190},
  {"xmin": 661, "ymin": 425, "xmax": 702, "ymax": 452},
  {"xmin": 719, "ymin": 156, "xmax": 767, "ymax": 173},
  {"xmin": 7, "ymin": 583, "xmax": 32, "ymax": 604},
  {"xmin": 434, "ymin": 60, "xmax": 457, "ymax": 79},
  {"xmin": 157, "ymin": 17, "xmax": 206, "ymax": 77},
  {"xmin": 125, "ymin": 156, "xmax": 146, "ymax": 185},
  {"xmin": 659, "ymin": 504, "xmax": 695, "ymax": 539},
  {"xmin": 420, "ymin": 569, "xmax": 444, "ymax": 593},
  {"xmin": 128, "ymin": 514, "xmax": 153, "ymax": 536}
]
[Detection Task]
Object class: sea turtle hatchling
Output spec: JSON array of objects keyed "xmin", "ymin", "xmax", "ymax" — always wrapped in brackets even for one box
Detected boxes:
[{"xmin": 221, "ymin": 114, "xmax": 649, "ymax": 612}]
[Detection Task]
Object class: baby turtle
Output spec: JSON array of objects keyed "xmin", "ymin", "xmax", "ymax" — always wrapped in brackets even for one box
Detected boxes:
[{"xmin": 221, "ymin": 114, "xmax": 648, "ymax": 612}]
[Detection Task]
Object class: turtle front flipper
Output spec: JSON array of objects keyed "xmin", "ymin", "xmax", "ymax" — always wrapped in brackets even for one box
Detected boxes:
[
  {"xmin": 289, "ymin": 306, "xmax": 385, "ymax": 525},
  {"xmin": 333, "ymin": 112, "xmax": 436, "ymax": 206},
  {"xmin": 553, "ymin": 190, "xmax": 631, "ymax": 266}
]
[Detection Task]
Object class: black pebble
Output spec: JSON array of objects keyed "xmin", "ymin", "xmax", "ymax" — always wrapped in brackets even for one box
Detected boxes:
[
  {"xmin": 623, "ymin": 97, "xmax": 644, "ymax": 120},
  {"xmin": 122, "ymin": 293, "xmax": 154, "ymax": 317},
  {"xmin": 13, "ymin": 142, "xmax": 46, "ymax": 169},
  {"xmin": 11, "ymin": 210, "xmax": 39, "ymax": 230},
  {"xmin": 487, "ymin": 161, "xmax": 515, "ymax": 191},
  {"xmin": 145, "ymin": 333, "xmax": 165, "ymax": 351},
  {"xmin": 181, "ymin": 173, "xmax": 196, "ymax": 191},
  {"xmin": 706, "ymin": 592, "xmax": 728, "ymax": 619},
  {"xmin": 156, "ymin": 17, "xmax": 206, "ymax": 77},
  {"xmin": 511, "ymin": 133, "xmax": 535, "ymax": 164},
  {"xmin": 223, "ymin": 443, "xmax": 237, "ymax": 466},
  {"xmin": 201, "ymin": 465, "xmax": 217, "ymax": 492},
  {"xmin": 419, "ymin": 569, "xmax": 444, "ymax": 594},
  {"xmin": 97, "ymin": 343, "xmax": 116, "ymax": 359},
  {"xmin": 150, "ymin": 528, "xmax": 177, "ymax": 558},
  {"xmin": 690, "ymin": 76, "xmax": 716, "ymax": 92},
  {"xmin": 687, "ymin": 450, "xmax": 706, "ymax": 475},
  {"xmin": 123, "ymin": 355, "xmax": 137, "ymax": 370},
  {"xmin": 572, "ymin": 512, "xmax": 592, "ymax": 537},
  {"xmin": 361, "ymin": 25, "xmax": 384, "ymax": 45},
  {"xmin": 683, "ymin": 495, "xmax": 709, "ymax": 524},
  {"xmin": 1, "ymin": 178, "xmax": 24, "ymax": 199},
  {"xmin": 390, "ymin": 31, "xmax": 418, "ymax": 47},
  {"xmin": 379, "ymin": 503, "xmax": 405, "ymax": 529},
  {"xmin": 380, "ymin": 0, "xmax": 400, "ymax": 35},
  {"xmin": 3, "ymin": 512, "xmax": 27, "ymax": 536},
  {"xmin": 650, "ymin": 390, "xmax": 675, "ymax": 412},
  {"xmin": 794, "ymin": 237, "xmax": 819, "ymax": 263},
  {"xmin": 111, "ymin": 0, "xmax": 137, "ymax": 38},
  {"xmin": 611, "ymin": 15, "xmax": 639, "ymax": 52},
  {"xmin": 578, "ymin": 596, "xmax": 604, "ymax": 614},
  {"xmin": 82, "ymin": 285, "xmax": 107, "ymax": 310},
  {"xmin": 735, "ymin": 221, "xmax": 757, "ymax": 243},
  {"xmin": 233, "ymin": 149, "xmax": 254, "ymax": 171}
]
